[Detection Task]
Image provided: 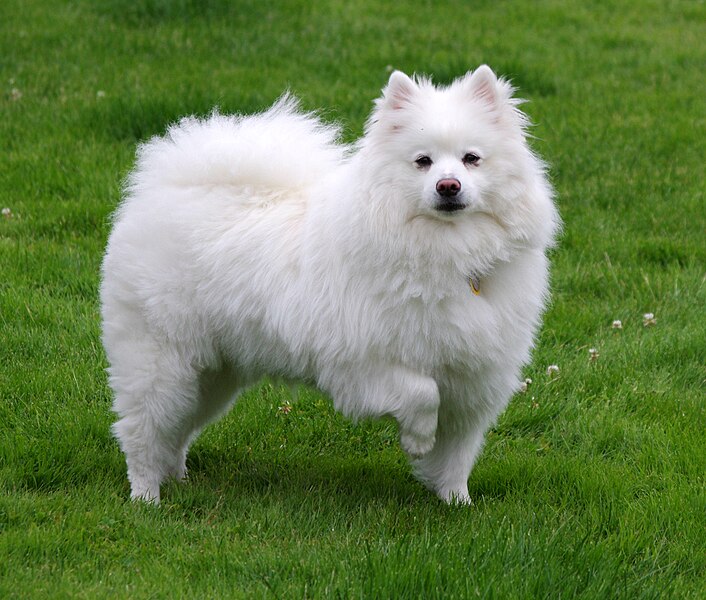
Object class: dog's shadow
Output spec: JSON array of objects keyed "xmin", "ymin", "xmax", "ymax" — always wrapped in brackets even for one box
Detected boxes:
[
  {"xmin": 157, "ymin": 450, "xmax": 522, "ymax": 516},
  {"xmin": 160, "ymin": 446, "xmax": 432, "ymax": 511}
]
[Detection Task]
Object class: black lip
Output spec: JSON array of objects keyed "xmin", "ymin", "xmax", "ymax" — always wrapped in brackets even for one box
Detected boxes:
[{"xmin": 435, "ymin": 201, "xmax": 466, "ymax": 212}]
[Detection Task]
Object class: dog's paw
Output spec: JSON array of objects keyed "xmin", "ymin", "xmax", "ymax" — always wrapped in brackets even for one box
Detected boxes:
[
  {"xmin": 129, "ymin": 477, "xmax": 161, "ymax": 505},
  {"xmin": 438, "ymin": 487, "xmax": 472, "ymax": 505},
  {"xmin": 400, "ymin": 429, "xmax": 436, "ymax": 459},
  {"xmin": 130, "ymin": 486, "xmax": 160, "ymax": 505},
  {"xmin": 397, "ymin": 394, "xmax": 439, "ymax": 459}
]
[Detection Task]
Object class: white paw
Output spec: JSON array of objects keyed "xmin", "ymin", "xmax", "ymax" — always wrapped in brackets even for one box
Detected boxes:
[
  {"xmin": 400, "ymin": 428, "xmax": 436, "ymax": 459},
  {"xmin": 398, "ymin": 401, "xmax": 439, "ymax": 459},
  {"xmin": 129, "ymin": 482, "xmax": 160, "ymax": 505},
  {"xmin": 438, "ymin": 487, "xmax": 472, "ymax": 505}
]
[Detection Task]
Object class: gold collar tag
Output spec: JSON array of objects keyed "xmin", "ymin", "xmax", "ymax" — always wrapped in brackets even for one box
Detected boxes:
[{"xmin": 469, "ymin": 274, "xmax": 481, "ymax": 296}]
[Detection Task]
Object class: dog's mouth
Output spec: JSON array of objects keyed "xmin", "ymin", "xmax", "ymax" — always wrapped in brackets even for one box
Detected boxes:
[{"xmin": 434, "ymin": 201, "xmax": 467, "ymax": 213}]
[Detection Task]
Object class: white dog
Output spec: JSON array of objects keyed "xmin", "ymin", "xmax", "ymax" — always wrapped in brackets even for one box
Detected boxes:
[{"xmin": 101, "ymin": 66, "xmax": 559, "ymax": 504}]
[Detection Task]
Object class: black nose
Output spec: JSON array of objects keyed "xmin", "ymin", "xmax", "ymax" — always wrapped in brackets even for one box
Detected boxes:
[{"xmin": 436, "ymin": 178, "xmax": 461, "ymax": 197}]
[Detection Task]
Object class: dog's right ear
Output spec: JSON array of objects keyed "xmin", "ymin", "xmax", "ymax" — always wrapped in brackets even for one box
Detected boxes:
[
  {"xmin": 381, "ymin": 71, "xmax": 417, "ymax": 110},
  {"xmin": 366, "ymin": 70, "xmax": 419, "ymax": 136}
]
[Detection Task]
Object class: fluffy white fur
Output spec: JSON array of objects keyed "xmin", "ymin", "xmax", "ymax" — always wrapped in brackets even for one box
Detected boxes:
[{"xmin": 101, "ymin": 65, "xmax": 559, "ymax": 504}]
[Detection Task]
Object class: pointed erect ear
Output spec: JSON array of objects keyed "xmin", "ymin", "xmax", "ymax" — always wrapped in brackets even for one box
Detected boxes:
[
  {"xmin": 382, "ymin": 70, "xmax": 417, "ymax": 110},
  {"xmin": 465, "ymin": 64, "xmax": 500, "ymax": 105}
]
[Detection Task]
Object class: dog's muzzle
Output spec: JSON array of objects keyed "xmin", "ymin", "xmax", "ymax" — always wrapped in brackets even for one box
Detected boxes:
[{"xmin": 435, "ymin": 178, "xmax": 466, "ymax": 212}]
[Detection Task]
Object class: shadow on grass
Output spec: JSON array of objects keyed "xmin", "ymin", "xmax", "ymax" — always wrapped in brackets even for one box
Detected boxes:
[
  {"xmin": 177, "ymin": 448, "xmax": 425, "ymax": 510},
  {"xmin": 9, "ymin": 415, "xmax": 527, "ymax": 511}
]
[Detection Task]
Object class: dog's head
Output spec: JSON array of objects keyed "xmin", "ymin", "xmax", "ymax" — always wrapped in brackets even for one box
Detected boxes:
[{"xmin": 362, "ymin": 66, "xmax": 557, "ymax": 250}]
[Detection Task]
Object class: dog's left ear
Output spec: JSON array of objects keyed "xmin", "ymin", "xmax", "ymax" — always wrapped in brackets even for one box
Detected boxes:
[
  {"xmin": 464, "ymin": 65, "xmax": 502, "ymax": 106},
  {"xmin": 382, "ymin": 70, "xmax": 418, "ymax": 110}
]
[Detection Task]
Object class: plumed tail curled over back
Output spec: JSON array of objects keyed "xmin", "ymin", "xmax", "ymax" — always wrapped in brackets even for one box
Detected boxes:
[{"xmin": 125, "ymin": 94, "xmax": 347, "ymax": 196}]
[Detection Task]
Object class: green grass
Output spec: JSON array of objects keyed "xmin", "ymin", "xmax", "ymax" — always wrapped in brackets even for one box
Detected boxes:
[{"xmin": 1, "ymin": 0, "xmax": 705, "ymax": 597}]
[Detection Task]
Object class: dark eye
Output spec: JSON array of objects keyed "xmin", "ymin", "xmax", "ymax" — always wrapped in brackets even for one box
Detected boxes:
[
  {"xmin": 414, "ymin": 155, "xmax": 433, "ymax": 169},
  {"xmin": 463, "ymin": 152, "xmax": 481, "ymax": 166}
]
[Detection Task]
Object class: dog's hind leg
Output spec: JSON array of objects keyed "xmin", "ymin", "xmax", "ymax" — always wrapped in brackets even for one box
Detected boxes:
[
  {"xmin": 108, "ymin": 339, "xmax": 209, "ymax": 504},
  {"xmin": 183, "ymin": 366, "xmax": 245, "ymax": 457}
]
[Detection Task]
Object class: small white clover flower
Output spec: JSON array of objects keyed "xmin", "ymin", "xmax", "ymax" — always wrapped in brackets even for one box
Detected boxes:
[
  {"xmin": 611, "ymin": 320, "xmax": 622, "ymax": 329},
  {"xmin": 10, "ymin": 88, "xmax": 22, "ymax": 101},
  {"xmin": 547, "ymin": 364, "xmax": 560, "ymax": 377},
  {"xmin": 1, "ymin": 207, "xmax": 11, "ymax": 219},
  {"xmin": 96, "ymin": 90, "xmax": 106, "ymax": 99},
  {"xmin": 643, "ymin": 313, "xmax": 656, "ymax": 327},
  {"xmin": 589, "ymin": 348, "xmax": 599, "ymax": 361},
  {"xmin": 519, "ymin": 377, "xmax": 533, "ymax": 393}
]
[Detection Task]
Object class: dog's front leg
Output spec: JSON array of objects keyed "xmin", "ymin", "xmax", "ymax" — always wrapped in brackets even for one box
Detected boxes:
[
  {"xmin": 392, "ymin": 372, "xmax": 440, "ymax": 458},
  {"xmin": 325, "ymin": 366, "xmax": 440, "ymax": 459}
]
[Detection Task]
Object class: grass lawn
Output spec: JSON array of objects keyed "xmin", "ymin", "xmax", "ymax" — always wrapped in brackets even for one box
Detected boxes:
[{"xmin": 1, "ymin": 0, "xmax": 704, "ymax": 597}]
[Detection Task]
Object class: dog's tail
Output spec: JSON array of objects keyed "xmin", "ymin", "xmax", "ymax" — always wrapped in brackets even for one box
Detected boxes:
[{"xmin": 126, "ymin": 94, "xmax": 346, "ymax": 196}]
